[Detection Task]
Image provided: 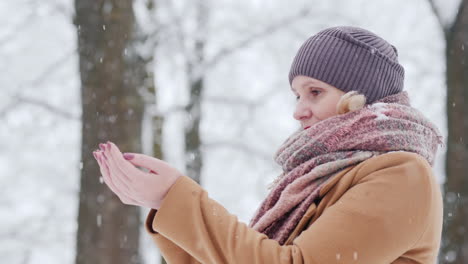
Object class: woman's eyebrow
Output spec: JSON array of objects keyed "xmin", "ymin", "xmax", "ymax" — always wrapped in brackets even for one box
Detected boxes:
[{"xmin": 291, "ymin": 81, "xmax": 321, "ymax": 91}]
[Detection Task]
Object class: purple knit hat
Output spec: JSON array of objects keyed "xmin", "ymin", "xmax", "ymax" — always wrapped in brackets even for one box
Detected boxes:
[{"xmin": 288, "ymin": 26, "xmax": 405, "ymax": 103}]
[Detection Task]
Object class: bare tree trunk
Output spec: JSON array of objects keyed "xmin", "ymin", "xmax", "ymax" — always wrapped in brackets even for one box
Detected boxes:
[
  {"xmin": 440, "ymin": 0, "xmax": 468, "ymax": 262},
  {"xmin": 74, "ymin": 1, "xmax": 144, "ymax": 263},
  {"xmin": 184, "ymin": 0, "xmax": 209, "ymax": 184}
]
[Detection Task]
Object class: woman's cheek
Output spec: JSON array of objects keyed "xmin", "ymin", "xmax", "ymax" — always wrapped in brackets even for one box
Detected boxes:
[{"xmin": 318, "ymin": 105, "xmax": 338, "ymax": 120}]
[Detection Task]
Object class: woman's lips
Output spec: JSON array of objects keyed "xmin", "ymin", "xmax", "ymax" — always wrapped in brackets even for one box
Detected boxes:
[{"xmin": 304, "ymin": 126, "xmax": 311, "ymax": 130}]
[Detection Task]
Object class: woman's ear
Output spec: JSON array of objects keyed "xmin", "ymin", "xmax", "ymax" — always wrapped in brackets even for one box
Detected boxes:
[{"xmin": 336, "ymin": 91, "xmax": 367, "ymax": 114}]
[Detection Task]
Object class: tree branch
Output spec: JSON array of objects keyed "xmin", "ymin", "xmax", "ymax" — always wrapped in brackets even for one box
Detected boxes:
[
  {"xmin": 202, "ymin": 140, "xmax": 273, "ymax": 162},
  {"xmin": 26, "ymin": 48, "xmax": 77, "ymax": 89},
  {"xmin": 204, "ymin": 7, "xmax": 313, "ymax": 71},
  {"xmin": 0, "ymin": 11, "xmax": 36, "ymax": 48},
  {"xmin": 48, "ymin": 0, "xmax": 74, "ymax": 19},
  {"xmin": 9, "ymin": 95, "xmax": 80, "ymax": 120},
  {"xmin": 0, "ymin": 99, "xmax": 20, "ymax": 119},
  {"xmin": 151, "ymin": 83, "xmax": 285, "ymax": 117},
  {"xmin": 427, "ymin": 0, "xmax": 449, "ymax": 34},
  {"xmin": 189, "ymin": 8, "xmax": 358, "ymax": 84},
  {"xmin": 0, "ymin": 48, "xmax": 78, "ymax": 119}
]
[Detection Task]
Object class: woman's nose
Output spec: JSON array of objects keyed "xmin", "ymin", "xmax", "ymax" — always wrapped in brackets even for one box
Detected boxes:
[{"xmin": 293, "ymin": 102, "xmax": 311, "ymax": 121}]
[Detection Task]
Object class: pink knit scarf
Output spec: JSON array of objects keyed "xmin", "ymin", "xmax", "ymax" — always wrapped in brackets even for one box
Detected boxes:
[{"xmin": 248, "ymin": 91, "xmax": 444, "ymax": 245}]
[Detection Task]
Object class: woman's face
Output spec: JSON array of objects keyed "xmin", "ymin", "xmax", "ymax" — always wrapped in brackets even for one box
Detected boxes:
[{"xmin": 291, "ymin": 75, "xmax": 345, "ymax": 129}]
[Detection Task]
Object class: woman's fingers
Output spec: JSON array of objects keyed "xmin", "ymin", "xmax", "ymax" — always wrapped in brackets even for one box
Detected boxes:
[
  {"xmin": 94, "ymin": 150, "xmax": 142, "ymax": 206},
  {"xmin": 99, "ymin": 147, "xmax": 134, "ymax": 199},
  {"xmin": 121, "ymin": 152, "xmax": 170, "ymax": 175},
  {"xmin": 106, "ymin": 142, "xmax": 147, "ymax": 182},
  {"xmin": 94, "ymin": 151, "xmax": 119, "ymax": 193},
  {"xmin": 94, "ymin": 151, "xmax": 133, "ymax": 203}
]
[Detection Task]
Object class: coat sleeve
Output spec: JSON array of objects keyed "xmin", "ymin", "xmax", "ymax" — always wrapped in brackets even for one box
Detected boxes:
[
  {"xmin": 145, "ymin": 209, "xmax": 201, "ymax": 264},
  {"xmin": 145, "ymin": 154, "xmax": 435, "ymax": 264}
]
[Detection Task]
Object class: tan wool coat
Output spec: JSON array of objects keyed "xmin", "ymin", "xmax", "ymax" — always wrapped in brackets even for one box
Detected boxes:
[{"xmin": 145, "ymin": 151, "xmax": 443, "ymax": 264}]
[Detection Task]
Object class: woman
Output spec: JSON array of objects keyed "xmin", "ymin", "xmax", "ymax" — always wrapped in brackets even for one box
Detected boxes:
[{"xmin": 93, "ymin": 26, "xmax": 444, "ymax": 263}]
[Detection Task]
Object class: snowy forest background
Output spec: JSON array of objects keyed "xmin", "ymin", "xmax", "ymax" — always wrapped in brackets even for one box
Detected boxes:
[{"xmin": 1, "ymin": 0, "xmax": 466, "ymax": 263}]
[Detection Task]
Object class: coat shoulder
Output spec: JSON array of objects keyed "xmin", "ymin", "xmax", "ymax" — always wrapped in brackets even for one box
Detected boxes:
[{"xmin": 356, "ymin": 151, "xmax": 433, "ymax": 178}]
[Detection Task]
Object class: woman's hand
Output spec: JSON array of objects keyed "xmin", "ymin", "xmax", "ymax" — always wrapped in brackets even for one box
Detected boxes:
[{"xmin": 92, "ymin": 141, "xmax": 183, "ymax": 209}]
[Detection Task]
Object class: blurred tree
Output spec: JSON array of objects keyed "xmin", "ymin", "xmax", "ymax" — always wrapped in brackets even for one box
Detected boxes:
[
  {"xmin": 184, "ymin": 0, "xmax": 209, "ymax": 184},
  {"xmin": 428, "ymin": 0, "xmax": 468, "ymax": 263},
  {"xmin": 132, "ymin": 1, "xmax": 168, "ymax": 263},
  {"xmin": 73, "ymin": 0, "xmax": 147, "ymax": 263}
]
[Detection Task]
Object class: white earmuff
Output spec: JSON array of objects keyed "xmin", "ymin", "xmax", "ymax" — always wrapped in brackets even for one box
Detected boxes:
[{"xmin": 336, "ymin": 91, "xmax": 367, "ymax": 114}]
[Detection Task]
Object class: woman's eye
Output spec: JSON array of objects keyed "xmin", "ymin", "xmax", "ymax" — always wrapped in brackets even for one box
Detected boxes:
[
  {"xmin": 311, "ymin": 90, "xmax": 321, "ymax": 96},
  {"xmin": 294, "ymin": 90, "xmax": 320, "ymax": 100}
]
